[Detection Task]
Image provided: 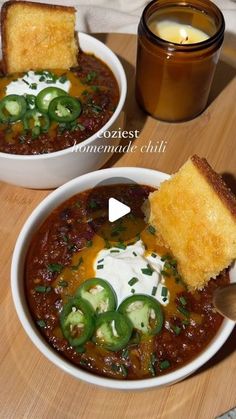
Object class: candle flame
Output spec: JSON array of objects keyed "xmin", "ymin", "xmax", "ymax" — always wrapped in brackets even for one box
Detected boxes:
[{"xmin": 180, "ymin": 28, "xmax": 189, "ymax": 44}]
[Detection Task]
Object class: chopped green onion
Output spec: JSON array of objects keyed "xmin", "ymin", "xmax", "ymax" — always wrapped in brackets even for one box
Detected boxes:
[
  {"xmin": 131, "ymin": 288, "xmax": 135, "ymax": 294},
  {"xmin": 179, "ymin": 296, "xmax": 187, "ymax": 306},
  {"xmin": 35, "ymin": 285, "xmax": 51, "ymax": 293},
  {"xmin": 160, "ymin": 360, "xmax": 170, "ymax": 370},
  {"xmin": 161, "ymin": 270, "xmax": 170, "ymax": 277},
  {"xmin": 152, "ymin": 286, "xmax": 157, "ymax": 296},
  {"xmin": 161, "ymin": 287, "xmax": 168, "ymax": 297},
  {"xmin": 37, "ymin": 319, "xmax": 46, "ymax": 328},
  {"xmin": 132, "ymin": 251, "xmax": 137, "ymax": 257},
  {"xmin": 128, "ymin": 277, "xmax": 139, "ymax": 286},
  {"xmin": 97, "ymin": 258, "xmax": 104, "ymax": 264},
  {"xmin": 110, "ymin": 249, "xmax": 120, "ymax": 253},
  {"xmin": 58, "ymin": 280, "xmax": 68, "ymax": 288},
  {"xmin": 71, "ymin": 257, "xmax": 83, "ymax": 271},
  {"xmin": 172, "ymin": 325, "xmax": 181, "ymax": 335},
  {"xmin": 115, "ymin": 242, "xmax": 127, "ymax": 250},
  {"xmin": 162, "ymin": 297, "xmax": 167, "ymax": 302},
  {"xmin": 141, "ymin": 264, "xmax": 154, "ymax": 276},
  {"xmin": 151, "ymin": 253, "xmax": 157, "ymax": 258},
  {"xmin": 86, "ymin": 240, "xmax": 93, "ymax": 247},
  {"xmin": 75, "ymin": 346, "xmax": 86, "ymax": 353},
  {"xmin": 47, "ymin": 263, "xmax": 63, "ymax": 273},
  {"xmin": 97, "ymin": 265, "xmax": 104, "ymax": 270},
  {"xmin": 177, "ymin": 306, "xmax": 190, "ymax": 318},
  {"xmin": 88, "ymin": 199, "xmax": 98, "ymax": 209},
  {"xmin": 147, "ymin": 225, "xmax": 156, "ymax": 235}
]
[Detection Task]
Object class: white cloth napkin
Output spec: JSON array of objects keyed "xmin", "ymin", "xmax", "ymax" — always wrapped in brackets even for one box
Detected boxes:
[{"xmin": 1, "ymin": 0, "xmax": 235, "ymax": 34}]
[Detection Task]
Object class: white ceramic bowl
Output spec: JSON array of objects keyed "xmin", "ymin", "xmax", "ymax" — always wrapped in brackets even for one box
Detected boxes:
[
  {"xmin": 0, "ymin": 33, "xmax": 127, "ymax": 189},
  {"xmin": 11, "ymin": 167, "xmax": 235, "ymax": 390}
]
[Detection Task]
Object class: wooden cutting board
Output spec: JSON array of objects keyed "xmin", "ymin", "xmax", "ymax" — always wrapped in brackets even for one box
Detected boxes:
[{"xmin": 1, "ymin": 33, "xmax": 236, "ymax": 419}]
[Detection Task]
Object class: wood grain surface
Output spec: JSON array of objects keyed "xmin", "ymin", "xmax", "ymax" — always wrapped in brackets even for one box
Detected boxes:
[{"xmin": 1, "ymin": 33, "xmax": 236, "ymax": 419}]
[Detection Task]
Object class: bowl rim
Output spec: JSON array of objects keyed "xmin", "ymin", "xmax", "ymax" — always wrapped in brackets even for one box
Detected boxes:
[
  {"xmin": 0, "ymin": 32, "xmax": 127, "ymax": 161},
  {"xmin": 11, "ymin": 166, "xmax": 235, "ymax": 390}
]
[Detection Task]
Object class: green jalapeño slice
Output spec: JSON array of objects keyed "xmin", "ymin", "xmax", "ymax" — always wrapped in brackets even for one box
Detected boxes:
[
  {"xmin": 23, "ymin": 109, "xmax": 50, "ymax": 137},
  {"xmin": 0, "ymin": 94, "xmax": 27, "ymax": 123},
  {"xmin": 60, "ymin": 297, "xmax": 95, "ymax": 347},
  {"xmin": 36, "ymin": 87, "xmax": 68, "ymax": 113},
  {"xmin": 48, "ymin": 96, "xmax": 82, "ymax": 122},
  {"xmin": 118, "ymin": 294, "xmax": 163, "ymax": 336},
  {"xmin": 93, "ymin": 311, "xmax": 132, "ymax": 351},
  {"xmin": 76, "ymin": 278, "xmax": 117, "ymax": 314}
]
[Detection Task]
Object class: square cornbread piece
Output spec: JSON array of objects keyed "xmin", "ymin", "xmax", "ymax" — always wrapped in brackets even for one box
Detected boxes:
[
  {"xmin": 148, "ymin": 155, "xmax": 236, "ymax": 290},
  {"xmin": 1, "ymin": 1, "xmax": 78, "ymax": 74}
]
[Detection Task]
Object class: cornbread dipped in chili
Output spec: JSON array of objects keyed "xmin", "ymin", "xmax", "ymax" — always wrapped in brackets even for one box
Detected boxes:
[{"xmin": 0, "ymin": 1, "xmax": 119, "ymax": 154}]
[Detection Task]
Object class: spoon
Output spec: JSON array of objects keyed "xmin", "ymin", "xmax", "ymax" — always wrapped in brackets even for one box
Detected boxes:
[{"xmin": 213, "ymin": 283, "xmax": 236, "ymax": 321}]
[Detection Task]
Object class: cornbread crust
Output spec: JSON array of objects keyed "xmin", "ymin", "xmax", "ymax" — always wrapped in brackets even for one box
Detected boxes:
[
  {"xmin": 148, "ymin": 155, "xmax": 236, "ymax": 290},
  {"xmin": 191, "ymin": 155, "xmax": 236, "ymax": 219},
  {"xmin": 1, "ymin": 1, "xmax": 78, "ymax": 74}
]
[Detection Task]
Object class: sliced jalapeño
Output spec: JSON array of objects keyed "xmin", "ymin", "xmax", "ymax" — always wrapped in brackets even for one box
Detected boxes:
[
  {"xmin": 36, "ymin": 87, "xmax": 68, "ymax": 113},
  {"xmin": 93, "ymin": 311, "xmax": 132, "ymax": 351},
  {"xmin": 48, "ymin": 96, "xmax": 82, "ymax": 122},
  {"xmin": 76, "ymin": 278, "xmax": 117, "ymax": 314},
  {"xmin": 118, "ymin": 294, "xmax": 163, "ymax": 336},
  {"xmin": 0, "ymin": 94, "xmax": 27, "ymax": 123},
  {"xmin": 60, "ymin": 297, "xmax": 94, "ymax": 347}
]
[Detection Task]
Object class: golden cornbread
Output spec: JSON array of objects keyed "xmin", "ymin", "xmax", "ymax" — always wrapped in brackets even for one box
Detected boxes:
[
  {"xmin": 1, "ymin": 1, "xmax": 78, "ymax": 74},
  {"xmin": 148, "ymin": 155, "xmax": 236, "ymax": 290}
]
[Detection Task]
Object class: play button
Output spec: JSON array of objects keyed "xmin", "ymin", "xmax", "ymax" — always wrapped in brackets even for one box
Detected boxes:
[
  {"xmin": 108, "ymin": 198, "xmax": 131, "ymax": 222},
  {"xmin": 86, "ymin": 176, "xmax": 149, "ymax": 242}
]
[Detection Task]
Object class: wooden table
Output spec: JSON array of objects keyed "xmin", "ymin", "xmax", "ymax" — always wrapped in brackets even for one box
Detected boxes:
[{"xmin": 1, "ymin": 33, "xmax": 236, "ymax": 419}]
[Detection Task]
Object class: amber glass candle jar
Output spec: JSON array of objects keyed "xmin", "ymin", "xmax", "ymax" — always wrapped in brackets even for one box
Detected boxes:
[{"xmin": 135, "ymin": 0, "xmax": 225, "ymax": 122}]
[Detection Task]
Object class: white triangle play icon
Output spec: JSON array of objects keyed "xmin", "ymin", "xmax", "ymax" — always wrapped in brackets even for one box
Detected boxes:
[{"xmin": 108, "ymin": 198, "xmax": 131, "ymax": 222}]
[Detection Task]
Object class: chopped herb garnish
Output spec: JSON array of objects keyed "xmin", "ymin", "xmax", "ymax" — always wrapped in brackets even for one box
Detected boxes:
[
  {"xmin": 86, "ymin": 71, "xmax": 97, "ymax": 83},
  {"xmin": 47, "ymin": 263, "xmax": 63, "ymax": 273},
  {"xmin": 71, "ymin": 257, "xmax": 83, "ymax": 271},
  {"xmin": 162, "ymin": 297, "xmax": 167, "ymax": 302},
  {"xmin": 128, "ymin": 277, "xmax": 139, "ymax": 286},
  {"xmin": 77, "ymin": 123, "xmax": 85, "ymax": 131},
  {"xmin": 59, "ymin": 75, "xmax": 67, "ymax": 83},
  {"xmin": 82, "ymin": 90, "xmax": 89, "ymax": 96},
  {"xmin": 179, "ymin": 296, "xmax": 187, "ymax": 306},
  {"xmin": 161, "ymin": 286, "xmax": 168, "ymax": 297},
  {"xmin": 90, "ymin": 104, "xmax": 103, "ymax": 114},
  {"xmin": 23, "ymin": 79, "xmax": 30, "ymax": 85},
  {"xmin": 91, "ymin": 85, "xmax": 100, "ymax": 92},
  {"xmin": 58, "ymin": 280, "xmax": 68, "ymax": 288},
  {"xmin": 88, "ymin": 199, "xmax": 98, "ymax": 209},
  {"xmin": 86, "ymin": 240, "xmax": 93, "ymax": 247},
  {"xmin": 182, "ymin": 319, "xmax": 190, "ymax": 326},
  {"xmin": 151, "ymin": 253, "xmax": 157, "ymax": 258},
  {"xmin": 161, "ymin": 269, "xmax": 170, "ymax": 277},
  {"xmin": 30, "ymin": 83, "xmax": 37, "ymax": 90},
  {"xmin": 62, "ymin": 234, "xmax": 69, "ymax": 244},
  {"xmin": 97, "ymin": 265, "xmax": 104, "ymax": 270},
  {"xmin": 177, "ymin": 306, "xmax": 190, "ymax": 318},
  {"xmin": 110, "ymin": 249, "xmax": 120, "ymax": 253},
  {"xmin": 141, "ymin": 322, "xmax": 144, "ymax": 328},
  {"xmin": 115, "ymin": 242, "xmax": 127, "ymax": 250},
  {"xmin": 37, "ymin": 319, "xmax": 46, "ymax": 328},
  {"xmin": 160, "ymin": 360, "xmax": 170, "ymax": 370},
  {"xmin": 172, "ymin": 325, "xmax": 181, "ymax": 335},
  {"xmin": 97, "ymin": 258, "xmax": 104, "ymax": 264},
  {"xmin": 152, "ymin": 286, "xmax": 157, "ymax": 296},
  {"xmin": 111, "ymin": 224, "xmax": 126, "ymax": 236},
  {"xmin": 147, "ymin": 225, "xmax": 156, "ymax": 235},
  {"xmin": 35, "ymin": 285, "xmax": 51, "ymax": 293},
  {"xmin": 131, "ymin": 288, "xmax": 135, "ymax": 294},
  {"xmin": 133, "ymin": 251, "xmax": 137, "ymax": 257},
  {"xmin": 141, "ymin": 264, "xmax": 154, "ymax": 276}
]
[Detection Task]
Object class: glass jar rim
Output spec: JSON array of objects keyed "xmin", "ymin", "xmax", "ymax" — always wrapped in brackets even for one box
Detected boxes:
[{"xmin": 141, "ymin": 0, "xmax": 225, "ymax": 52}]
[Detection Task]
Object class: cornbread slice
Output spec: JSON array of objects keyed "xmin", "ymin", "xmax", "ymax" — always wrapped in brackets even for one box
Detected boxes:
[
  {"xmin": 148, "ymin": 155, "xmax": 236, "ymax": 290},
  {"xmin": 1, "ymin": 1, "xmax": 78, "ymax": 74}
]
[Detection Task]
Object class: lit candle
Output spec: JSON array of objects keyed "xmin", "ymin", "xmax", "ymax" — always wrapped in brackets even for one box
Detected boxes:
[
  {"xmin": 149, "ymin": 20, "xmax": 210, "ymax": 44},
  {"xmin": 135, "ymin": 0, "xmax": 225, "ymax": 122}
]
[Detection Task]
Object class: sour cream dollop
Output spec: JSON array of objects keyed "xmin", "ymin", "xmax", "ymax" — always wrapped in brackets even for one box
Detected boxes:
[
  {"xmin": 94, "ymin": 240, "xmax": 169, "ymax": 306},
  {"xmin": 6, "ymin": 70, "xmax": 71, "ymax": 96}
]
